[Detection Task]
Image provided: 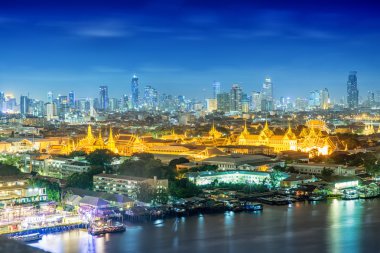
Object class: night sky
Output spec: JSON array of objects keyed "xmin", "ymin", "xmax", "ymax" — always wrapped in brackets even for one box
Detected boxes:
[{"xmin": 0, "ymin": 0, "xmax": 379, "ymax": 101}]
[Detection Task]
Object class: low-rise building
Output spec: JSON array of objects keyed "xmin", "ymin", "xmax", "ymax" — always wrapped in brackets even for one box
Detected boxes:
[
  {"xmin": 0, "ymin": 175, "xmax": 47, "ymax": 207},
  {"xmin": 200, "ymin": 154, "xmax": 274, "ymax": 170},
  {"xmin": 292, "ymin": 163, "xmax": 358, "ymax": 176},
  {"xmin": 93, "ymin": 174, "xmax": 168, "ymax": 198},
  {"xmin": 280, "ymin": 174, "xmax": 317, "ymax": 188},
  {"xmin": 186, "ymin": 170, "xmax": 273, "ymax": 186}
]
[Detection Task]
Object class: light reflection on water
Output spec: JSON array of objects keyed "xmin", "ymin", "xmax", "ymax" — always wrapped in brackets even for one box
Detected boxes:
[{"xmin": 30, "ymin": 199, "xmax": 380, "ymax": 253}]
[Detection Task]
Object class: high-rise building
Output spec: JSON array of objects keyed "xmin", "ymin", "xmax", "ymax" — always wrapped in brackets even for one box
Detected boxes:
[
  {"xmin": 262, "ymin": 78, "xmax": 273, "ymax": 100},
  {"xmin": 131, "ymin": 75, "xmax": 139, "ymax": 109},
  {"xmin": 217, "ymin": 92, "xmax": 230, "ymax": 112},
  {"xmin": 320, "ymin": 88, "xmax": 330, "ymax": 110},
  {"xmin": 347, "ymin": 71, "xmax": 359, "ymax": 109},
  {"xmin": 251, "ymin": 91, "xmax": 261, "ymax": 112},
  {"xmin": 20, "ymin": 95, "xmax": 29, "ymax": 116},
  {"xmin": 47, "ymin": 91, "xmax": 53, "ymax": 104},
  {"xmin": 261, "ymin": 78, "xmax": 273, "ymax": 111},
  {"xmin": 68, "ymin": 91, "xmax": 75, "ymax": 108},
  {"xmin": 144, "ymin": 85, "xmax": 158, "ymax": 110},
  {"xmin": 206, "ymin": 98, "xmax": 217, "ymax": 112},
  {"xmin": 367, "ymin": 91, "xmax": 375, "ymax": 107},
  {"xmin": 99, "ymin": 85, "xmax": 109, "ymax": 111},
  {"xmin": 0, "ymin": 92, "xmax": 5, "ymax": 113},
  {"xmin": 308, "ymin": 90, "xmax": 321, "ymax": 109},
  {"xmin": 212, "ymin": 81, "xmax": 221, "ymax": 99},
  {"xmin": 230, "ymin": 84, "xmax": 242, "ymax": 112}
]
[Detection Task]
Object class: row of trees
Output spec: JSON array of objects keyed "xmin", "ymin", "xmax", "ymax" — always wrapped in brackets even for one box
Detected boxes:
[{"xmin": 28, "ymin": 178, "xmax": 61, "ymax": 202}]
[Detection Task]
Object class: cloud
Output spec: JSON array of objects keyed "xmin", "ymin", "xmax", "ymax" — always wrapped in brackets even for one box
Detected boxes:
[{"xmin": 92, "ymin": 66, "xmax": 127, "ymax": 73}]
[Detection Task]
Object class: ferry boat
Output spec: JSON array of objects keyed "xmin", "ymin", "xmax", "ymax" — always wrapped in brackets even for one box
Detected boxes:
[
  {"xmin": 308, "ymin": 194, "xmax": 326, "ymax": 201},
  {"xmin": 11, "ymin": 233, "xmax": 43, "ymax": 242},
  {"xmin": 342, "ymin": 192, "xmax": 359, "ymax": 200},
  {"xmin": 89, "ymin": 223, "xmax": 126, "ymax": 236},
  {"xmin": 244, "ymin": 202, "xmax": 263, "ymax": 211}
]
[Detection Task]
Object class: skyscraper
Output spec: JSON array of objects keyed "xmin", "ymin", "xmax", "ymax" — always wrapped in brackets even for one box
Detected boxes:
[
  {"xmin": 262, "ymin": 78, "xmax": 273, "ymax": 101},
  {"xmin": 131, "ymin": 75, "xmax": 139, "ymax": 109},
  {"xmin": 217, "ymin": 92, "xmax": 230, "ymax": 112},
  {"xmin": 320, "ymin": 88, "xmax": 330, "ymax": 110},
  {"xmin": 308, "ymin": 90, "xmax": 321, "ymax": 109},
  {"xmin": 144, "ymin": 85, "xmax": 158, "ymax": 110},
  {"xmin": 68, "ymin": 91, "xmax": 75, "ymax": 108},
  {"xmin": 261, "ymin": 77, "xmax": 273, "ymax": 111},
  {"xmin": 347, "ymin": 71, "xmax": 359, "ymax": 109},
  {"xmin": 20, "ymin": 95, "xmax": 29, "ymax": 116},
  {"xmin": 47, "ymin": 91, "xmax": 53, "ymax": 104},
  {"xmin": 230, "ymin": 84, "xmax": 242, "ymax": 112},
  {"xmin": 251, "ymin": 91, "xmax": 261, "ymax": 112},
  {"xmin": 0, "ymin": 92, "xmax": 5, "ymax": 113},
  {"xmin": 212, "ymin": 81, "xmax": 221, "ymax": 99},
  {"xmin": 99, "ymin": 85, "xmax": 109, "ymax": 111}
]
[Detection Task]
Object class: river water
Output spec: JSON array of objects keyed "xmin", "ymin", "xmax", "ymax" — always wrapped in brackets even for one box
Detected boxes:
[{"xmin": 30, "ymin": 199, "xmax": 380, "ymax": 253}]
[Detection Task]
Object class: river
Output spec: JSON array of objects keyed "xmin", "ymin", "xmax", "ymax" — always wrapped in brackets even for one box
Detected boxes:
[{"xmin": 30, "ymin": 199, "xmax": 380, "ymax": 253}]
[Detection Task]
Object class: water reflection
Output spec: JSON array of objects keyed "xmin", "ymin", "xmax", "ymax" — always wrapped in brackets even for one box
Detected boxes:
[
  {"xmin": 328, "ymin": 199, "xmax": 363, "ymax": 253},
  {"xmin": 30, "ymin": 200, "xmax": 379, "ymax": 253}
]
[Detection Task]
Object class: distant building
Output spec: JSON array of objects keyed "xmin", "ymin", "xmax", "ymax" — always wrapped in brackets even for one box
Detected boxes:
[
  {"xmin": 131, "ymin": 75, "xmax": 139, "ymax": 109},
  {"xmin": 261, "ymin": 78, "xmax": 273, "ymax": 111},
  {"xmin": 20, "ymin": 95, "xmax": 29, "ymax": 116},
  {"xmin": 99, "ymin": 85, "xmax": 109, "ymax": 111},
  {"xmin": 347, "ymin": 71, "xmax": 359, "ymax": 109},
  {"xmin": 93, "ymin": 174, "xmax": 168, "ymax": 199},
  {"xmin": 212, "ymin": 81, "xmax": 221, "ymax": 99},
  {"xmin": 320, "ymin": 88, "xmax": 330, "ymax": 110},
  {"xmin": 68, "ymin": 91, "xmax": 75, "ymax": 108},
  {"xmin": 206, "ymin": 98, "xmax": 217, "ymax": 112},
  {"xmin": 230, "ymin": 84, "xmax": 242, "ymax": 112},
  {"xmin": 217, "ymin": 92, "xmax": 230, "ymax": 112},
  {"xmin": 251, "ymin": 91, "xmax": 261, "ymax": 112}
]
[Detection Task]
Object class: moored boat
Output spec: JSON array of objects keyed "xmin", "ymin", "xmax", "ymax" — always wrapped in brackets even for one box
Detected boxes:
[{"xmin": 11, "ymin": 233, "xmax": 42, "ymax": 242}]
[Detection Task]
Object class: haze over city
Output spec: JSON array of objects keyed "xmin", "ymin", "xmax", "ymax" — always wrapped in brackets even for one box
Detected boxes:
[{"xmin": 1, "ymin": 0, "xmax": 380, "ymax": 100}]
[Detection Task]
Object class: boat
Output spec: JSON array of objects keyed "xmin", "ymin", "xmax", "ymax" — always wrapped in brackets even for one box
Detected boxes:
[
  {"xmin": 258, "ymin": 196, "xmax": 292, "ymax": 205},
  {"xmin": 342, "ymin": 192, "xmax": 359, "ymax": 200},
  {"xmin": 89, "ymin": 223, "xmax": 126, "ymax": 235},
  {"xmin": 308, "ymin": 194, "xmax": 326, "ymax": 201},
  {"xmin": 244, "ymin": 202, "xmax": 263, "ymax": 211},
  {"xmin": 11, "ymin": 233, "xmax": 42, "ymax": 242}
]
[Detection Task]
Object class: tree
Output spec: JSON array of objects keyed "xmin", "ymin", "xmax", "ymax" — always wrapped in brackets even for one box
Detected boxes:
[
  {"xmin": 153, "ymin": 187, "xmax": 169, "ymax": 205},
  {"xmin": 135, "ymin": 183, "xmax": 155, "ymax": 203},
  {"xmin": 269, "ymin": 170, "xmax": 283, "ymax": 189},
  {"xmin": 86, "ymin": 149, "xmax": 117, "ymax": 167},
  {"xmin": 69, "ymin": 151, "xmax": 86, "ymax": 157},
  {"xmin": 168, "ymin": 157, "xmax": 189, "ymax": 168},
  {"xmin": 0, "ymin": 163, "xmax": 21, "ymax": 176},
  {"xmin": 169, "ymin": 178, "xmax": 201, "ymax": 198},
  {"xmin": 366, "ymin": 164, "xmax": 380, "ymax": 177},
  {"xmin": 28, "ymin": 178, "xmax": 61, "ymax": 202},
  {"xmin": 321, "ymin": 168, "xmax": 334, "ymax": 178}
]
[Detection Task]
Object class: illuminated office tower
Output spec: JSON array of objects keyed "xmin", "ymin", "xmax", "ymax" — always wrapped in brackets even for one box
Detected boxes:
[
  {"xmin": 131, "ymin": 75, "xmax": 139, "ymax": 109},
  {"xmin": 217, "ymin": 92, "xmax": 230, "ymax": 113},
  {"xmin": 99, "ymin": 85, "xmax": 109, "ymax": 111},
  {"xmin": 212, "ymin": 81, "xmax": 221, "ymax": 99},
  {"xmin": 20, "ymin": 95, "xmax": 29, "ymax": 116},
  {"xmin": 230, "ymin": 84, "xmax": 242, "ymax": 112},
  {"xmin": 347, "ymin": 71, "xmax": 359, "ymax": 109},
  {"xmin": 68, "ymin": 91, "xmax": 75, "ymax": 108},
  {"xmin": 47, "ymin": 91, "xmax": 53, "ymax": 104},
  {"xmin": 320, "ymin": 88, "xmax": 330, "ymax": 110}
]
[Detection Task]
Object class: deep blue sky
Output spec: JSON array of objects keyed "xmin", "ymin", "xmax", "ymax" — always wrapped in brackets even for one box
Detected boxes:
[{"xmin": 0, "ymin": 0, "xmax": 379, "ymax": 102}]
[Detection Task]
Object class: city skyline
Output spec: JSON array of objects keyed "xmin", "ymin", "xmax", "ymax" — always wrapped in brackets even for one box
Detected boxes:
[{"xmin": 1, "ymin": 0, "xmax": 380, "ymax": 100}]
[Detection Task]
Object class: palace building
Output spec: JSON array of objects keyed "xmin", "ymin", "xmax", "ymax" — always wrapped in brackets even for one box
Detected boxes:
[{"xmin": 237, "ymin": 121, "xmax": 298, "ymax": 152}]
